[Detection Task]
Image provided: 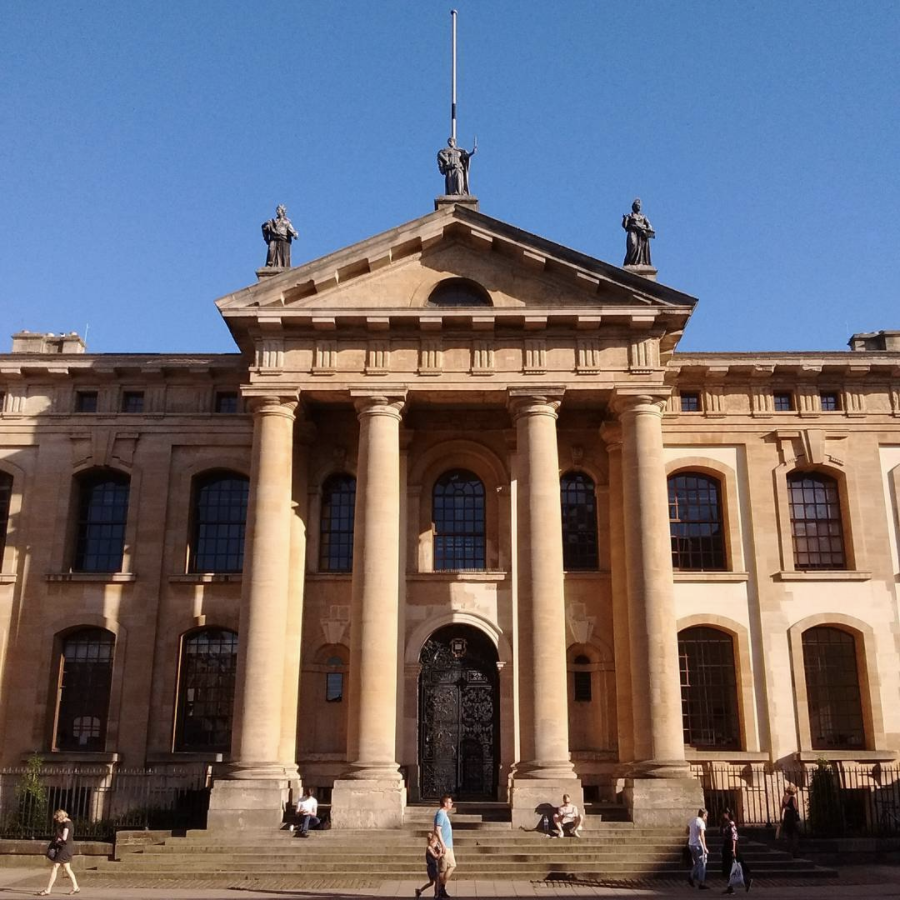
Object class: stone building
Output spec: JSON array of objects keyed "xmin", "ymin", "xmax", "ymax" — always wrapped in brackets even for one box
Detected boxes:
[{"xmin": 1, "ymin": 199, "xmax": 899, "ymax": 828}]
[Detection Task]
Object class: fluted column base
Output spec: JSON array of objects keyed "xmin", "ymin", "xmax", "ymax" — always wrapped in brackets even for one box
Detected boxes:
[
  {"xmin": 331, "ymin": 777, "xmax": 406, "ymax": 829},
  {"xmin": 624, "ymin": 775, "xmax": 704, "ymax": 827},
  {"xmin": 509, "ymin": 775, "xmax": 583, "ymax": 831}
]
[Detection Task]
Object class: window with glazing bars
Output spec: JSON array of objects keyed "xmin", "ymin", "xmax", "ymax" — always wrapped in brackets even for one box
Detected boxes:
[
  {"xmin": 561, "ymin": 473, "xmax": 598, "ymax": 570},
  {"xmin": 668, "ymin": 473, "xmax": 726, "ymax": 570},
  {"xmin": 433, "ymin": 469, "xmax": 485, "ymax": 571},
  {"xmin": 572, "ymin": 655, "xmax": 592, "ymax": 702},
  {"xmin": 191, "ymin": 472, "xmax": 249, "ymax": 573},
  {"xmin": 802, "ymin": 626, "xmax": 865, "ymax": 749},
  {"xmin": 678, "ymin": 626, "xmax": 740, "ymax": 749},
  {"xmin": 787, "ymin": 473, "xmax": 846, "ymax": 569},
  {"xmin": 175, "ymin": 629, "xmax": 238, "ymax": 752},
  {"xmin": 0, "ymin": 472, "xmax": 11, "ymax": 561},
  {"xmin": 74, "ymin": 471, "xmax": 130, "ymax": 572},
  {"xmin": 55, "ymin": 629, "xmax": 115, "ymax": 751},
  {"xmin": 319, "ymin": 474, "xmax": 356, "ymax": 572},
  {"xmin": 325, "ymin": 656, "xmax": 345, "ymax": 702}
]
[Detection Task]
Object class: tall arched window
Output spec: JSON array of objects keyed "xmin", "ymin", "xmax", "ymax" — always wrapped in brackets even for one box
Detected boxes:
[
  {"xmin": 0, "ymin": 471, "xmax": 12, "ymax": 562},
  {"xmin": 560, "ymin": 472, "xmax": 598, "ymax": 570},
  {"xmin": 802, "ymin": 626, "xmax": 865, "ymax": 749},
  {"xmin": 678, "ymin": 626, "xmax": 740, "ymax": 749},
  {"xmin": 190, "ymin": 471, "xmax": 250, "ymax": 573},
  {"xmin": 73, "ymin": 470, "xmax": 130, "ymax": 572},
  {"xmin": 175, "ymin": 629, "xmax": 238, "ymax": 753},
  {"xmin": 788, "ymin": 472, "xmax": 846, "ymax": 570},
  {"xmin": 54, "ymin": 628, "xmax": 115, "ymax": 751},
  {"xmin": 433, "ymin": 469, "xmax": 485, "ymax": 571},
  {"xmin": 319, "ymin": 474, "xmax": 356, "ymax": 572},
  {"xmin": 668, "ymin": 472, "xmax": 726, "ymax": 571}
]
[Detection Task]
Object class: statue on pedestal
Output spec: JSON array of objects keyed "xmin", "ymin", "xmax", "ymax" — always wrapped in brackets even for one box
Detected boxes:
[
  {"xmin": 622, "ymin": 198, "xmax": 655, "ymax": 267},
  {"xmin": 262, "ymin": 205, "xmax": 299, "ymax": 268},
  {"xmin": 437, "ymin": 136, "xmax": 477, "ymax": 196}
]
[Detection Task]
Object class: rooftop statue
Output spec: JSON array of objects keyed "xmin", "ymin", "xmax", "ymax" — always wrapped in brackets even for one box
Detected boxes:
[
  {"xmin": 262, "ymin": 204, "xmax": 299, "ymax": 268},
  {"xmin": 622, "ymin": 198, "xmax": 655, "ymax": 267},
  {"xmin": 437, "ymin": 136, "xmax": 477, "ymax": 196}
]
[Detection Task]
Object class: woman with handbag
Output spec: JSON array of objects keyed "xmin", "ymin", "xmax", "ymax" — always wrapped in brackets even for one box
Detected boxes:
[
  {"xmin": 39, "ymin": 808, "xmax": 79, "ymax": 895},
  {"xmin": 720, "ymin": 809, "xmax": 752, "ymax": 894}
]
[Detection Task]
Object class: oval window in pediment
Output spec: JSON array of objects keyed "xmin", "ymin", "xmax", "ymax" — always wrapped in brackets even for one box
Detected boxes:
[{"xmin": 427, "ymin": 278, "xmax": 492, "ymax": 307}]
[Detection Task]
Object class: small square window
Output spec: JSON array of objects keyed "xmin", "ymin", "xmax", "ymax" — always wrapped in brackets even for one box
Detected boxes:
[
  {"xmin": 681, "ymin": 392, "xmax": 701, "ymax": 413},
  {"xmin": 75, "ymin": 391, "xmax": 98, "ymax": 413},
  {"xmin": 121, "ymin": 391, "xmax": 144, "ymax": 413},
  {"xmin": 820, "ymin": 391, "xmax": 841, "ymax": 412},
  {"xmin": 214, "ymin": 392, "xmax": 239, "ymax": 414},
  {"xmin": 774, "ymin": 392, "xmax": 794, "ymax": 412}
]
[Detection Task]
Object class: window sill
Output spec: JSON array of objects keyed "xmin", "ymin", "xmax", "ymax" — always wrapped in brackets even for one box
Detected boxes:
[
  {"xmin": 564, "ymin": 570, "xmax": 611, "ymax": 580},
  {"xmin": 45, "ymin": 572, "xmax": 136, "ymax": 583},
  {"xmin": 777, "ymin": 570, "xmax": 871, "ymax": 582},
  {"xmin": 795, "ymin": 750, "xmax": 897, "ymax": 763},
  {"xmin": 169, "ymin": 573, "xmax": 242, "ymax": 584},
  {"xmin": 674, "ymin": 572, "xmax": 749, "ymax": 583},
  {"xmin": 0, "ymin": 573, "xmax": 16, "ymax": 584},
  {"xmin": 408, "ymin": 571, "xmax": 508, "ymax": 582},
  {"xmin": 29, "ymin": 751, "xmax": 121, "ymax": 764},
  {"xmin": 686, "ymin": 749, "xmax": 769, "ymax": 763},
  {"xmin": 306, "ymin": 572, "xmax": 353, "ymax": 581},
  {"xmin": 146, "ymin": 752, "xmax": 224, "ymax": 764}
]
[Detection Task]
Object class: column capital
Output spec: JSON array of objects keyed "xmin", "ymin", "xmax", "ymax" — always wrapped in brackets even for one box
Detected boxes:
[
  {"xmin": 507, "ymin": 387, "xmax": 566, "ymax": 422},
  {"xmin": 610, "ymin": 385, "xmax": 671, "ymax": 417},
  {"xmin": 242, "ymin": 389, "xmax": 300, "ymax": 420},
  {"xmin": 599, "ymin": 420, "xmax": 623, "ymax": 450},
  {"xmin": 350, "ymin": 389, "xmax": 407, "ymax": 420}
]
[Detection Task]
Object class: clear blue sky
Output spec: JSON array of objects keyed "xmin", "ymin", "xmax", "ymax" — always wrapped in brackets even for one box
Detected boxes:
[{"xmin": 1, "ymin": 2, "xmax": 897, "ymax": 355}]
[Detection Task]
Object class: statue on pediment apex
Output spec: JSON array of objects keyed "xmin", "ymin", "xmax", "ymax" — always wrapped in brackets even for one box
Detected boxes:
[
  {"xmin": 262, "ymin": 204, "xmax": 299, "ymax": 268},
  {"xmin": 437, "ymin": 136, "xmax": 477, "ymax": 196},
  {"xmin": 622, "ymin": 198, "xmax": 655, "ymax": 267}
]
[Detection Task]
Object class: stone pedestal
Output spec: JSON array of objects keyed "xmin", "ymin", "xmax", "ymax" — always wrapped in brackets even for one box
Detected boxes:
[
  {"xmin": 256, "ymin": 266, "xmax": 289, "ymax": 280},
  {"xmin": 624, "ymin": 776, "xmax": 704, "ymax": 827},
  {"xmin": 434, "ymin": 195, "xmax": 479, "ymax": 211},
  {"xmin": 509, "ymin": 779, "xmax": 584, "ymax": 831},
  {"xmin": 623, "ymin": 264, "xmax": 658, "ymax": 281},
  {"xmin": 207, "ymin": 777, "xmax": 291, "ymax": 831},
  {"xmin": 330, "ymin": 778, "xmax": 406, "ymax": 829}
]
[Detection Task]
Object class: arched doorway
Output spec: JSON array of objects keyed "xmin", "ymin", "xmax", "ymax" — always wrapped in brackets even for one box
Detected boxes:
[{"xmin": 418, "ymin": 624, "xmax": 500, "ymax": 800}]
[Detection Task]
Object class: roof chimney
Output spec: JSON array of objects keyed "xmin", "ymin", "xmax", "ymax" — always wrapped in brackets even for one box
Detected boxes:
[{"xmin": 10, "ymin": 331, "xmax": 87, "ymax": 354}]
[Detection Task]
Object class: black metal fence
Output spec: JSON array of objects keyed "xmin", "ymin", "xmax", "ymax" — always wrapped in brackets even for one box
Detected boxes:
[
  {"xmin": 0, "ymin": 762, "xmax": 211, "ymax": 841},
  {"xmin": 691, "ymin": 762, "xmax": 900, "ymax": 837}
]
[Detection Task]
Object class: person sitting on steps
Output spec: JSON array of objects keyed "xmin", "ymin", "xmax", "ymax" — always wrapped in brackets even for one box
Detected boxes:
[
  {"xmin": 294, "ymin": 787, "xmax": 321, "ymax": 838},
  {"xmin": 553, "ymin": 793, "xmax": 583, "ymax": 838}
]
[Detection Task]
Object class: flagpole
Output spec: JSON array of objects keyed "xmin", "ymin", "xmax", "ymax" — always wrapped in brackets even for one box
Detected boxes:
[{"xmin": 450, "ymin": 9, "xmax": 457, "ymax": 142}]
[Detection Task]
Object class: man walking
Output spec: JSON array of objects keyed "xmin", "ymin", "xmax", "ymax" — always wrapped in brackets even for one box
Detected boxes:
[
  {"xmin": 434, "ymin": 794, "xmax": 456, "ymax": 898},
  {"xmin": 687, "ymin": 807, "xmax": 710, "ymax": 889}
]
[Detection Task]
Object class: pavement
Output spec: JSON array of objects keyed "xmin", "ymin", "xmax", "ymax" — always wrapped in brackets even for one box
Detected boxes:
[{"xmin": 2, "ymin": 866, "xmax": 900, "ymax": 899}]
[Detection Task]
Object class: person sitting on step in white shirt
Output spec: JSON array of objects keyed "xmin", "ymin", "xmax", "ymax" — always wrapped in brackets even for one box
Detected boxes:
[
  {"xmin": 553, "ymin": 793, "xmax": 583, "ymax": 838},
  {"xmin": 294, "ymin": 787, "xmax": 320, "ymax": 838}
]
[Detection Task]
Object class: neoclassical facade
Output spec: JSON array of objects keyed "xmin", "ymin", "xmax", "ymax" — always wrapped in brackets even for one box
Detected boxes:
[{"xmin": 2, "ymin": 200, "xmax": 900, "ymax": 828}]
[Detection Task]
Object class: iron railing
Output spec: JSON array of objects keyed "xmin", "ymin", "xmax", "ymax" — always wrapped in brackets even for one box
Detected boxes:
[
  {"xmin": 691, "ymin": 762, "xmax": 900, "ymax": 837},
  {"xmin": 0, "ymin": 763, "xmax": 211, "ymax": 841}
]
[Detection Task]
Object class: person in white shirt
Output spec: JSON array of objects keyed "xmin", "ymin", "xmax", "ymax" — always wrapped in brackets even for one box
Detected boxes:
[
  {"xmin": 553, "ymin": 794, "xmax": 583, "ymax": 838},
  {"xmin": 295, "ymin": 788, "xmax": 320, "ymax": 838},
  {"xmin": 687, "ymin": 807, "xmax": 710, "ymax": 889}
]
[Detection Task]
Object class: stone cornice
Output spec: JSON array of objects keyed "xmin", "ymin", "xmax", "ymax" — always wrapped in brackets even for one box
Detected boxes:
[{"xmin": 0, "ymin": 353, "xmax": 243, "ymax": 380}]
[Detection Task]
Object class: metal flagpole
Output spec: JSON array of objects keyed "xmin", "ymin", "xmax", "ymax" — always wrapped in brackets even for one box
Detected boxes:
[{"xmin": 451, "ymin": 9, "xmax": 457, "ymax": 142}]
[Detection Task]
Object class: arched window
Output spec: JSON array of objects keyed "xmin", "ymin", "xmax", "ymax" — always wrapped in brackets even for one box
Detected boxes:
[
  {"xmin": 678, "ymin": 626, "xmax": 740, "ymax": 749},
  {"xmin": 427, "ymin": 278, "xmax": 492, "ymax": 308},
  {"xmin": 325, "ymin": 654, "xmax": 345, "ymax": 703},
  {"xmin": 73, "ymin": 470, "xmax": 130, "ymax": 572},
  {"xmin": 572, "ymin": 654, "xmax": 592, "ymax": 702},
  {"xmin": 54, "ymin": 628, "xmax": 115, "ymax": 751},
  {"xmin": 788, "ymin": 472, "xmax": 846, "ymax": 570},
  {"xmin": 802, "ymin": 626, "xmax": 865, "ymax": 749},
  {"xmin": 668, "ymin": 472, "xmax": 726, "ymax": 571},
  {"xmin": 0, "ymin": 471, "xmax": 12, "ymax": 562},
  {"xmin": 175, "ymin": 629, "xmax": 238, "ymax": 753},
  {"xmin": 319, "ymin": 474, "xmax": 356, "ymax": 573},
  {"xmin": 190, "ymin": 471, "xmax": 250, "ymax": 573},
  {"xmin": 560, "ymin": 472, "xmax": 598, "ymax": 571},
  {"xmin": 433, "ymin": 469, "xmax": 485, "ymax": 571}
]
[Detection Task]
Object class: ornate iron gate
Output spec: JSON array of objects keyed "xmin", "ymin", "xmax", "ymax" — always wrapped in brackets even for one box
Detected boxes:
[{"xmin": 419, "ymin": 625, "xmax": 499, "ymax": 800}]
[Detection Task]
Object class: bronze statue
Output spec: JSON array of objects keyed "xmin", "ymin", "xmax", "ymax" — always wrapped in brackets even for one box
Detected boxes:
[
  {"xmin": 622, "ymin": 198, "xmax": 655, "ymax": 267},
  {"xmin": 437, "ymin": 136, "xmax": 477, "ymax": 196},
  {"xmin": 262, "ymin": 204, "xmax": 299, "ymax": 268}
]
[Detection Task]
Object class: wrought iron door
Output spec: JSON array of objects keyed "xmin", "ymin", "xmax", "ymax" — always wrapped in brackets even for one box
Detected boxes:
[{"xmin": 419, "ymin": 625, "xmax": 499, "ymax": 800}]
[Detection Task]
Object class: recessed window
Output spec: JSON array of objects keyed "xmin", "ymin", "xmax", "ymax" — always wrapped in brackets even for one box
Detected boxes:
[
  {"xmin": 73, "ymin": 471, "xmax": 130, "ymax": 572},
  {"xmin": 572, "ymin": 654, "xmax": 592, "ymax": 703},
  {"xmin": 190, "ymin": 472, "xmax": 249, "ymax": 573},
  {"xmin": 427, "ymin": 278, "xmax": 492, "ymax": 308},
  {"xmin": 121, "ymin": 391, "xmax": 144, "ymax": 413},
  {"xmin": 788, "ymin": 472, "xmax": 846, "ymax": 570},
  {"xmin": 319, "ymin": 474, "xmax": 356, "ymax": 573},
  {"xmin": 433, "ymin": 469, "xmax": 485, "ymax": 571},
  {"xmin": 681, "ymin": 392, "xmax": 701, "ymax": 413},
  {"xmin": 820, "ymin": 391, "xmax": 841, "ymax": 412},
  {"xmin": 214, "ymin": 392, "xmax": 240, "ymax": 414},
  {"xmin": 560, "ymin": 472, "xmax": 598, "ymax": 571},
  {"xmin": 668, "ymin": 473, "xmax": 726, "ymax": 571},
  {"xmin": 75, "ymin": 391, "xmax": 98, "ymax": 413},
  {"xmin": 0, "ymin": 472, "xmax": 11, "ymax": 562},
  {"xmin": 774, "ymin": 392, "xmax": 794, "ymax": 412},
  {"xmin": 325, "ymin": 656, "xmax": 345, "ymax": 703}
]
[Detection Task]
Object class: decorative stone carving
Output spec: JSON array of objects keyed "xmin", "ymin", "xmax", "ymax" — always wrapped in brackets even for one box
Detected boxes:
[
  {"xmin": 523, "ymin": 339, "xmax": 547, "ymax": 375},
  {"xmin": 566, "ymin": 602, "xmax": 596, "ymax": 645},
  {"xmin": 366, "ymin": 341, "xmax": 391, "ymax": 375},
  {"xmin": 471, "ymin": 340, "xmax": 494, "ymax": 374},
  {"xmin": 577, "ymin": 338, "xmax": 602, "ymax": 374},
  {"xmin": 419, "ymin": 338, "xmax": 443, "ymax": 375},
  {"xmin": 256, "ymin": 339, "xmax": 284, "ymax": 370},
  {"xmin": 629, "ymin": 336, "xmax": 659, "ymax": 373},
  {"xmin": 314, "ymin": 340, "xmax": 337, "ymax": 375}
]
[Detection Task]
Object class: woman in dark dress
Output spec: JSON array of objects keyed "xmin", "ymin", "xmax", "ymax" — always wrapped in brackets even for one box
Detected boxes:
[
  {"xmin": 39, "ymin": 808, "xmax": 79, "ymax": 895},
  {"xmin": 721, "ymin": 809, "xmax": 752, "ymax": 894}
]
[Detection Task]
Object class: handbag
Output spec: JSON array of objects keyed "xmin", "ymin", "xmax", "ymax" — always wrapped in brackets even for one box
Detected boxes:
[
  {"xmin": 728, "ymin": 859, "xmax": 745, "ymax": 888},
  {"xmin": 46, "ymin": 840, "xmax": 59, "ymax": 862}
]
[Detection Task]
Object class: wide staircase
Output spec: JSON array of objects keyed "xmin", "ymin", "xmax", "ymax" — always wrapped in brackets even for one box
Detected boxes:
[{"xmin": 85, "ymin": 802, "xmax": 837, "ymax": 887}]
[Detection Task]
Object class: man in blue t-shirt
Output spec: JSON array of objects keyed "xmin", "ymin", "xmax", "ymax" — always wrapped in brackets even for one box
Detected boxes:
[{"xmin": 433, "ymin": 794, "xmax": 456, "ymax": 898}]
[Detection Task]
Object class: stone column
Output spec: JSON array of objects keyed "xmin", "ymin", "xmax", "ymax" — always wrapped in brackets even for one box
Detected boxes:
[
  {"xmin": 508, "ymin": 389, "xmax": 581, "ymax": 828},
  {"xmin": 332, "ymin": 392, "xmax": 407, "ymax": 829},
  {"xmin": 209, "ymin": 393, "xmax": 298, "ymax": 830},
  {"xmin": 613, "ymin": 388, "xmax": 702, "ymax": 825}
]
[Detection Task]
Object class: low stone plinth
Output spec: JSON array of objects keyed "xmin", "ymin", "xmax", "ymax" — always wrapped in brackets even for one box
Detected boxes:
[
  {"xmin": 330, "ymin": 777, "xmax": 406, "ymax": 829},
  {"xmin": 207, "ymin": 777, "xmax": 290, "ymax": 830},
  {"xmin": 509, "ymin": 778, "xmax": 584, "ymax": 831},
  {"xmin": 624, "ymin": 775, "xmax": 704, "ymax": 827}
]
